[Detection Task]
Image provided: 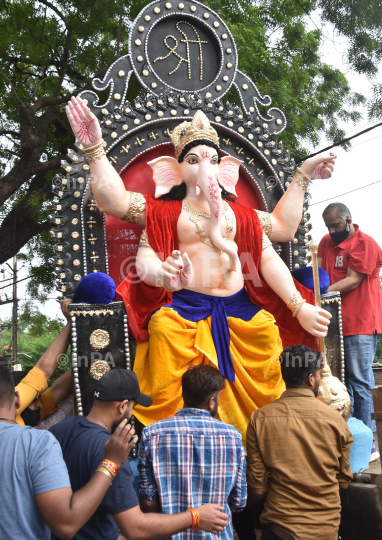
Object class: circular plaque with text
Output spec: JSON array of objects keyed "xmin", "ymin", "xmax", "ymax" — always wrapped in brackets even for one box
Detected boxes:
[{"xmin": 129, "ymin": 0, "xmax": 237, "ymax": 100}]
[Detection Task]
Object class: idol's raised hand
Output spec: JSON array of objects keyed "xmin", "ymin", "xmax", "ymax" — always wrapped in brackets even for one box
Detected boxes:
[
  {"xmin": 66, "ymin": 96, "xmax": 102, "ymax": 149},
  {"xmin": 156, "ymin": 250, "xmax": 194, "ymax": 292},
  {"xmin": 299, "ymin": 152, "xmax": 337, "ymax": 180}
]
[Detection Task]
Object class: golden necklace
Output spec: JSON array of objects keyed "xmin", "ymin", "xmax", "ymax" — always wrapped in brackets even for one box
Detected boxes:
[{"xmin": 182, "ymin": 199, "xmax": 233, "ymax": 251}]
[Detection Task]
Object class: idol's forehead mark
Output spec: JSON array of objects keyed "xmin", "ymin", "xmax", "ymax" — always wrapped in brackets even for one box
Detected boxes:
[{"xmin": 184, "ymin": 146, "xmax": 218, "ymax": 159}]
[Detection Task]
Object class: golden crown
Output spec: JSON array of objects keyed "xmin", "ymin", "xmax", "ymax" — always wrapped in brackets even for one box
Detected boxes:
[{"xmin": 171, "ymin": 111, "xmax": 220, "ymax": 159}]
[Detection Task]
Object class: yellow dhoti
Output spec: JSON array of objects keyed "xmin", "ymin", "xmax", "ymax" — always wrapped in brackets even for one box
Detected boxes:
[{"xmin": 133, "ymin": 307, "xmax": 285, "ymax": 446}]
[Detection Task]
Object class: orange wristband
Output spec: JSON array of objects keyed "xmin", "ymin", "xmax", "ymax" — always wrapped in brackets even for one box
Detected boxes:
[
  {"xmin": 189, "ymin": 508, "xmax": 200, "ymax": 530},
  {"xmin": 101, "ymin": 459, "xmax": 119, "ymax": 477}
]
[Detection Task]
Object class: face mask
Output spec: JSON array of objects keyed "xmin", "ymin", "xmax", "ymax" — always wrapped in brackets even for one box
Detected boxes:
[
  {"xmin": 21, "ymin": 407, "xmax": 41, "ymax": 427},
  {"xmin": 330, "ymin": 223, "xmax": 350, "ymax": 245}
]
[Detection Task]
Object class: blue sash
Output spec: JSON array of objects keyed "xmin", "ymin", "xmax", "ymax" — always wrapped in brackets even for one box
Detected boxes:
[{"xmin": 153, "ymin": 288, "xmax": 261, "ymax": 382}]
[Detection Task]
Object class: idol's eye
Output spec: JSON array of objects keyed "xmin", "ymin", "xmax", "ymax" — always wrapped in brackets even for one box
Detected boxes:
[
  {"xmin": 186, "ymin": 157, "xmax": 198, "ymax": 164},
  {"xmin": 211, "ymin": 157, "xmax": 218, "ymax": 164}
]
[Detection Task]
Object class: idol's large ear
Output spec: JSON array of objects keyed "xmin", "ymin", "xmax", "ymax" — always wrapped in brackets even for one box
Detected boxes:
[
  {"xmin": 148, "ymin": 156, "xmax": 182, "ymax": 198},
  {"xmin": 218, "ymin": 156, "xmax": 243, "ymax": 197}
]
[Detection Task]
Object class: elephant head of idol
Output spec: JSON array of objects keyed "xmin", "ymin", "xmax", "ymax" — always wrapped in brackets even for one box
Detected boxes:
[{"xmin": 147, "ymin": 111, "xmax": 242, "ymax": 271}]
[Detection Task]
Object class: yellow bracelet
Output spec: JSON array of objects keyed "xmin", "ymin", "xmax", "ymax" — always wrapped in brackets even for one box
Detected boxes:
[
  {"xmin": 96, "ymin": 466, "xmax": 114, "ymax": 481},
  {"xmin": 98, "ymin": 464, "xmax": 116, "ymax": 478}
]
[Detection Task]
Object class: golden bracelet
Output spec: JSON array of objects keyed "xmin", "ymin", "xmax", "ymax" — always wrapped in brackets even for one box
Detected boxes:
[
  {"xmin": 83, "ymin": 141, "xmax": 103, "ymax": 151},
  {"xmin": 84, "ymin": 141, "xmax": 106, "ymax": 163},
  {"xmin": 294, "ymin": 168, "xmax": 311, "ymax": 191},
  {"xmin": 96, "ymin": 466, "xmax": 114, "ymax": 481},
  {"xmin": 286, "ymin": 291, "xmax": 306, "ymax": 317}
]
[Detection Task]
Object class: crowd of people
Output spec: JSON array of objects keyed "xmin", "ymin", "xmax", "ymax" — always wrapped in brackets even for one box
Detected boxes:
[
  {"xmin": 0, "ymin": 320, "xmax": 353, "ymax": 540},
  {"xmin": 0, "ymin": 198, "xmax": 381, "ymax": 540}
]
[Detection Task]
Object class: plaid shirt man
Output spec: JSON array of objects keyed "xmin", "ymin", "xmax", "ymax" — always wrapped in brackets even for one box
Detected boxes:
[{"xmin": 138, "ymin": 408, "xmax": 247, "ymax": 540}]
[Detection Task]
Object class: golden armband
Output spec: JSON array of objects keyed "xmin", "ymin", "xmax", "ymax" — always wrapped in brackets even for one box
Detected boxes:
[
  {"xmin": 262, "ymin": 232, "xmax": 272, "ymax": 250},
  {"xmin": 286, "ymin": 291, "xmax": 306, "ymax": 317},
  {"xmin": 255, "ymin": 209, "xmax": 272, "ymax": 238},
  {"xmin": 121, "ymin": 192, "xmax": 146, "ymax": 224}
]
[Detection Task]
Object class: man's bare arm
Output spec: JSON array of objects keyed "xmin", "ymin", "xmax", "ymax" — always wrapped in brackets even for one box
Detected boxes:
[
  {"xmin": 35, "ymin": 299, "xmax": 72, "ymax": 380},
  {"xmin": 268, "ymin": 153, "xmax": 336, "ymax": 242},
  {"xmin": 50, "ymin": 369, "xmax": 73, "ymax": 406},
  {"xmin": 139, "ymin": 494, "xmax": 161, "ymax": 513},
  {"xmin": 114, "ymin": 503, "xmax": 228, "ymax": 539},
  {"xmin": 36, "ymin": 325, "xmax": 70, "ymax": 380},
  {"xmin": 247, "ymin": 486, "xmax": 266, "ymax": 507},
  {"xmin": 36, "ymin": 420, "xmax": 138, "ymax": 539},
  {"xmin": 328, "ymin": 266, "xmax": 365, "ymax": 294}
]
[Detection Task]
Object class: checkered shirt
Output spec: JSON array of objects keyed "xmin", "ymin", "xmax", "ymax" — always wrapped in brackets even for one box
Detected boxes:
[{"xmin": 138, "ymin": 408, "xmax": 247, "ymax": 540}]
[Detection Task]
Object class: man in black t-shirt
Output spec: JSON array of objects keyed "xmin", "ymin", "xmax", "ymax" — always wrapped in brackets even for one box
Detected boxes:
[{"xmin": 50, "ymin": 369, "xmax": 228, "ymax": 540}]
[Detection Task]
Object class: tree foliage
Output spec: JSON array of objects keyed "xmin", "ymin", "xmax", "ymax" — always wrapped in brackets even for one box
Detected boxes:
[
  {"xmin": 0, "ymin": 302, "xmax": 68, "ymax": 382},
  {"xmin": 0, "ymin": 0, "xmax": 379, "ymax": 297}
]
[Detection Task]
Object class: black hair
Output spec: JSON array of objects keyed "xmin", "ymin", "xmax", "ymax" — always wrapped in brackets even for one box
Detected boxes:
[
  {"xmin": 159, "ymin": 139, "xmax": 236, "ymax": 203},
  {"xmin": 280, "ymin": 345, "xmax": 322, "ymax": 388},
  {"xmin": 182, "ymin": 364, "xmax": 226, "ymax": 408},
  {"xmin": 0, "ymin": 365, "xmax": 16, "ymax": 409},
  {"xmin": 177, "ymin": 139, "xmax": 221, "ymax": 164}
]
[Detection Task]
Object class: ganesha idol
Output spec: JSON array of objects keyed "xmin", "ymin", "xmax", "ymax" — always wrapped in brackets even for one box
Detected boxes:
[{"xmin": 67, "ymin": 97, "xmax": 335, "ymax": 443}]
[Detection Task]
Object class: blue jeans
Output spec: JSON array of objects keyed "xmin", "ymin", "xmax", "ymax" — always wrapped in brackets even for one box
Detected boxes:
[{"xmin": 344, "ymin": 334, "xmax": 378, "ymax": 433}]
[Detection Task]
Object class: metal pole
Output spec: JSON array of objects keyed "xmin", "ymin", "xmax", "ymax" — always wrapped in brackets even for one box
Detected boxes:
[
  {"xmin": 12, "ymin": 255, "xmax": 17, "ymax": 366},
  {"xmin": 309, "ymin": 240, "xmax": 327, "ymax": 364}
]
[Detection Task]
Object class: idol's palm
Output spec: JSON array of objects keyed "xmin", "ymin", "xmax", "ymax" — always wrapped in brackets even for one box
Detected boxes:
[{"xmin": 66, "ymin": 96, "xmax": 102, "ymax": 148}]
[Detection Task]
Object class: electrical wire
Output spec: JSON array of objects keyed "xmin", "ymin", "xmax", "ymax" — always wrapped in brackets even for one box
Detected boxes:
[
  {"xmin": 310, "ymin": 179, "xmax": 382, "ymax": 206},
  {"xmin": 0, "ymin": 276, "xmax": 31, "ymax": 291},
  {"xmin": 296, "ymin": 121, "xmax": 382, "ymax": 163}
]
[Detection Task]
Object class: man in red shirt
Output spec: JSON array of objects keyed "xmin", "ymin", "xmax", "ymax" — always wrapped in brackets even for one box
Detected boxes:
[{"xmin": 318, "ymin": 202, "xmax": 382, "ymax": 462}]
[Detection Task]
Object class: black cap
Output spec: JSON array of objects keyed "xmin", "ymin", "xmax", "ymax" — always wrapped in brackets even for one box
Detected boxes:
[{"xmin": 94, "ymin": 368, "xmax": 152, "ymax": 407}]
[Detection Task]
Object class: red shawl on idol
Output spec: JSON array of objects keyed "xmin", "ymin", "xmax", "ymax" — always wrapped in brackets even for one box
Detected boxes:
[{"xmin": 116, "ymin": 194, "xmax": 319, "ymax": 350}]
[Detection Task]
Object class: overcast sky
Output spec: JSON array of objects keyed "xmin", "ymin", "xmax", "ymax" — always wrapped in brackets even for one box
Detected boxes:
[
  {"xmin": 307, "ymin": 19, "xmax": 382, "ymax": 251},
  {"xmin": 1, "ymin": 16, "xmax": 381, "ymax": 327}
]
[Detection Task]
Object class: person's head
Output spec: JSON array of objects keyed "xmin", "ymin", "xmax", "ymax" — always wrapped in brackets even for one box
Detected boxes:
[
  {"xmin": 322, "ymin": 202, "xmax": 353, "ymax": 245},
  {"xmin": 182, "ymin": 364, "xmax": 226, "ymax": 417},
  {"xmin": 0, "ymin": 365, "xmax": 20, "ymax": 415},
  {"xmin": 91, "ymin": 368, "xmax": 152, "ymax": 433},
  {"xmin": 280, "ymin": 345, "xmax": 322, "ymax": 397},
  {"xmin": 11, "ymin": 370, "xmax": 42, "ymax": 426}
]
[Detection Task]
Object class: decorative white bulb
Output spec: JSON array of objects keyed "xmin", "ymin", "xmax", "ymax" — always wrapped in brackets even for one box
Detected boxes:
[{"xmin": 196, "ymin": 185, "xmax": 201, "ymax": 196}]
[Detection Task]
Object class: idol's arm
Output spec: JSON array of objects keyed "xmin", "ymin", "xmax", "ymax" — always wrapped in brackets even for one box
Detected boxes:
[
  {"xmin": 66, "ymin": 97, "xmax": 145, "ymax": 224},
  {"xmin": 89, "ymin": 153, "xmax": 137, "ymax": 220},
  {"xmin": 268, "ymin": 153, "xmax": 337, "ymax": 242},
  {"xmin": 260, "ymin": 246, "xmax": 331, "ymax": 337}
]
